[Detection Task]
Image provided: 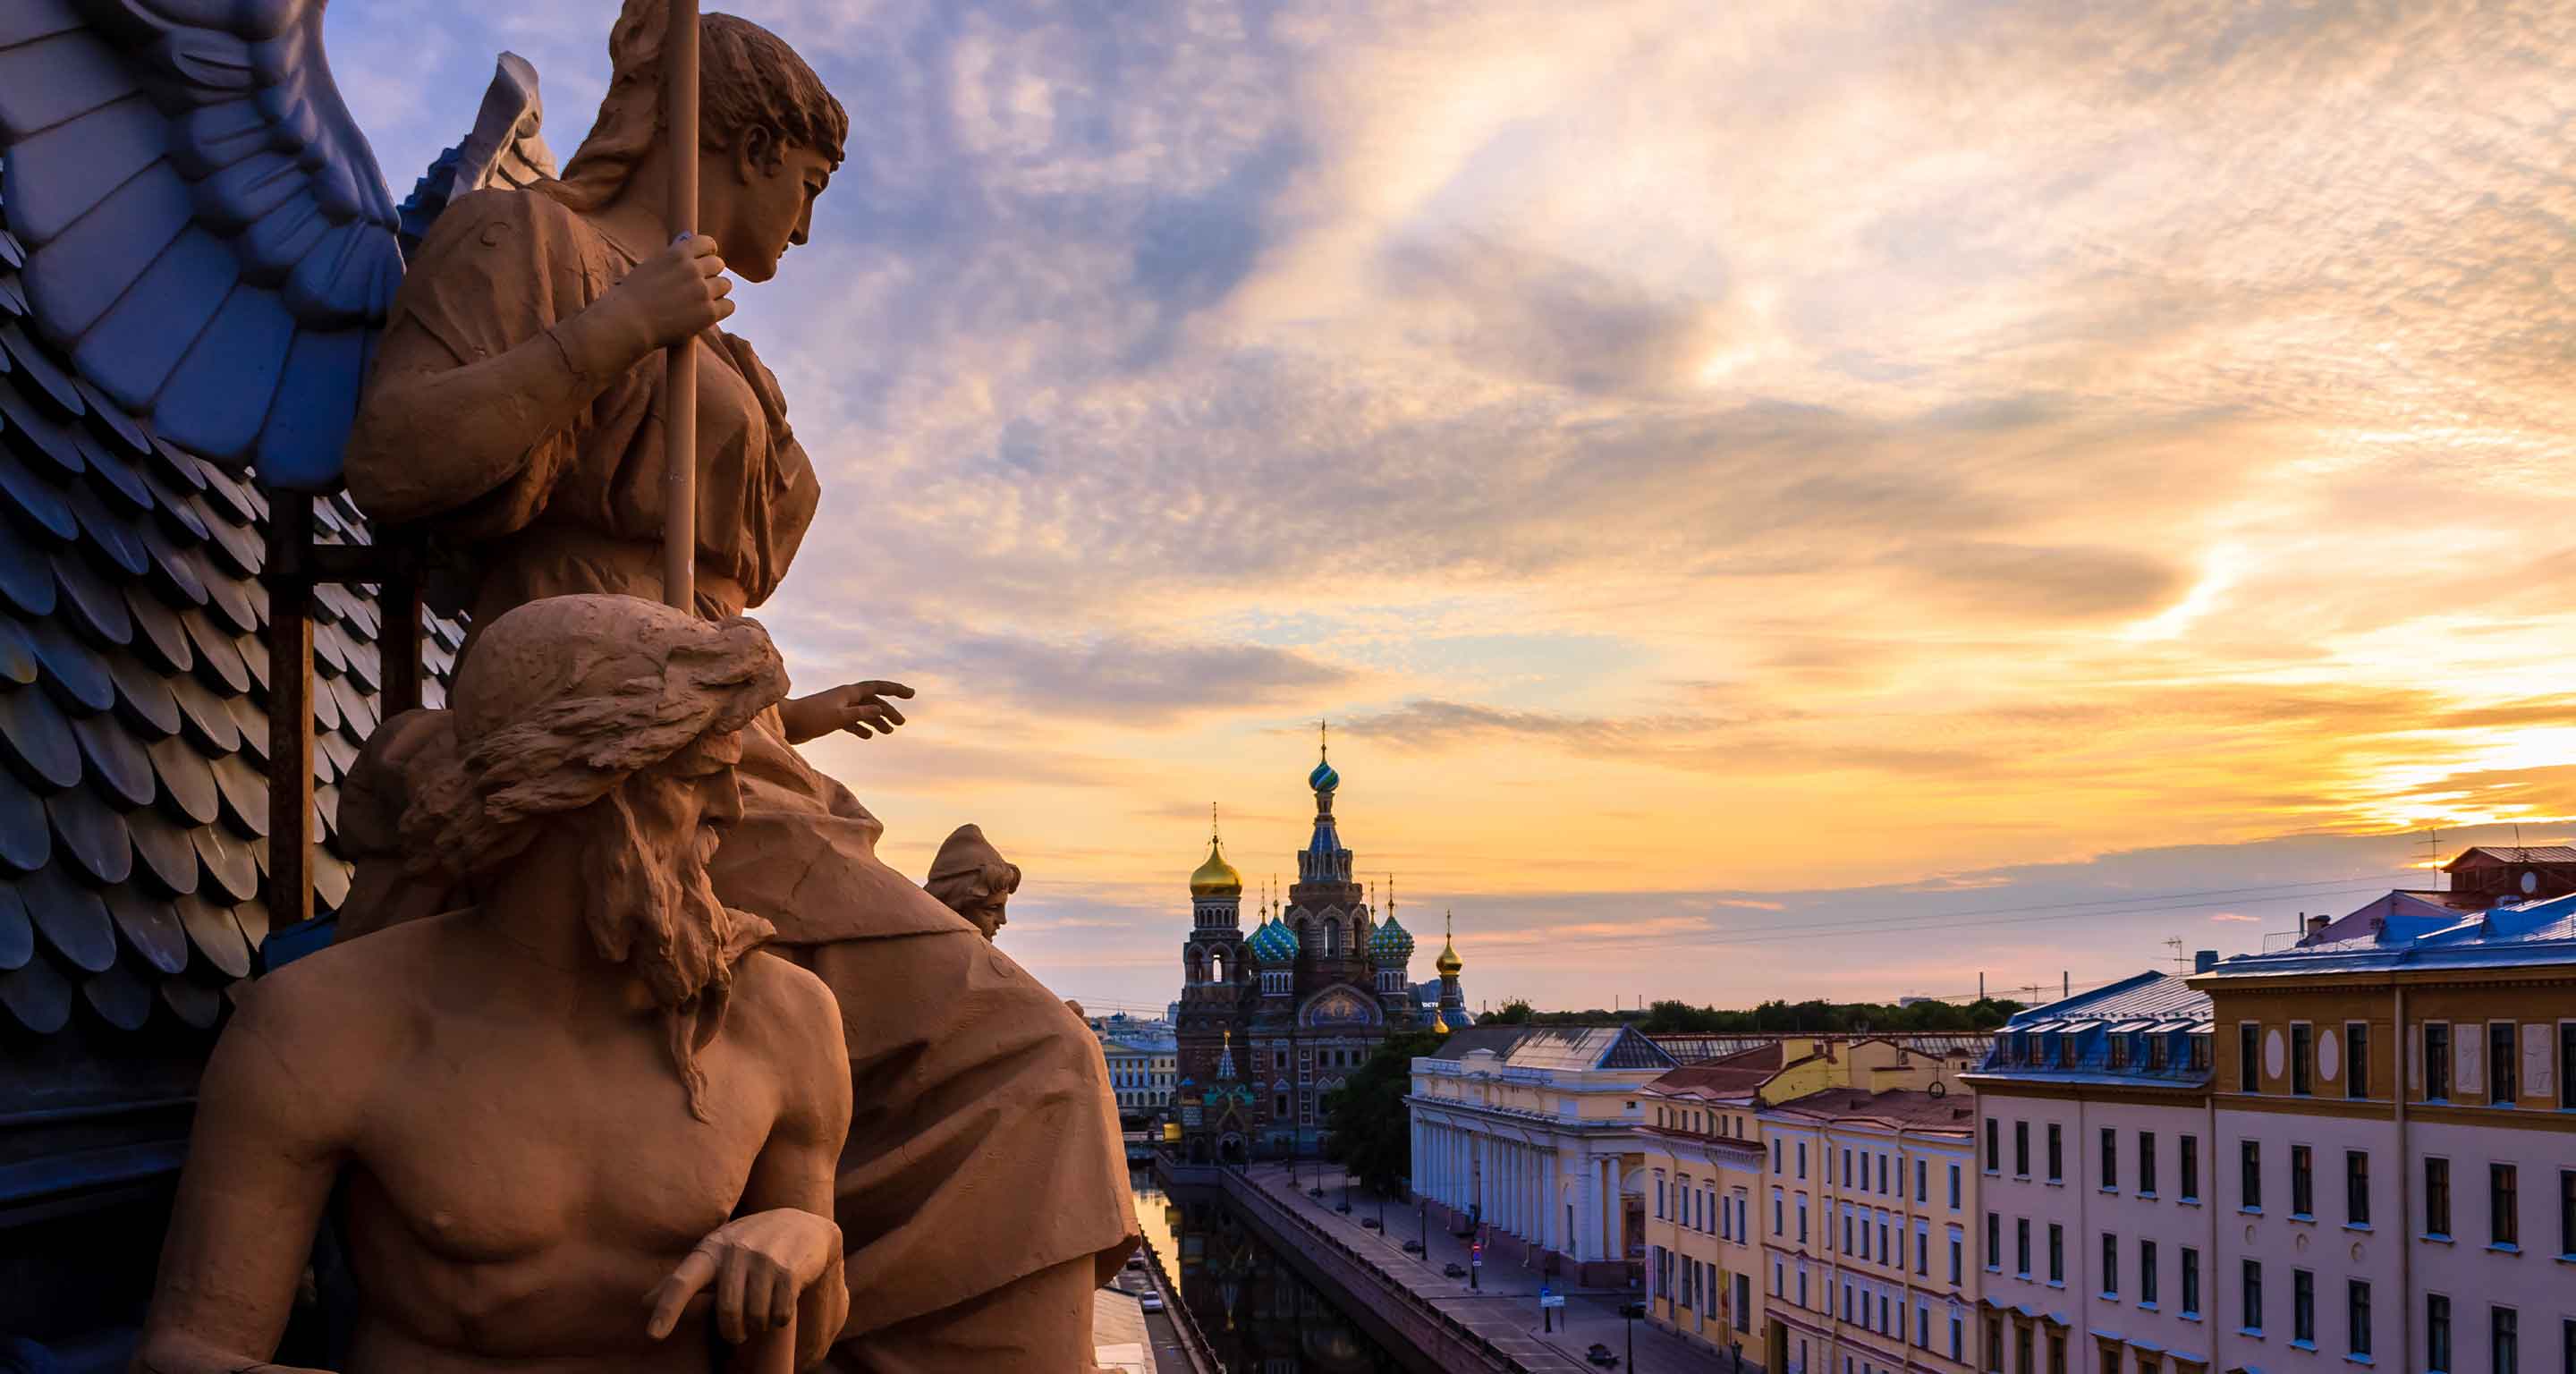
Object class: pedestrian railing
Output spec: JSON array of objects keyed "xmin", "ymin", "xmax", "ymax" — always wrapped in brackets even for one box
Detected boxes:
[{"xmin": 1216, "ymin": 1168, "xmax": 1555, "ymax": 1373}]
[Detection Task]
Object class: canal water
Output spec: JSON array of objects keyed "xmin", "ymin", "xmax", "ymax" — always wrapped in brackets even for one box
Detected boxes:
[{"xmin": 1132, "ymin": 1171, "xmax": 1414, "ymax": 1373}]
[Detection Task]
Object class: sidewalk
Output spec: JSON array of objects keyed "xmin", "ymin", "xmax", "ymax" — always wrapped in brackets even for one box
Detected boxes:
[{"xmin": 1245, "ymin": 1162, "xmax": 1729, "ymax": 1372}]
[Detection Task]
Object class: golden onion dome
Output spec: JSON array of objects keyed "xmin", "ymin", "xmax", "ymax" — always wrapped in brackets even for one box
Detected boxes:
[
  {"xmin": 1435, "ymin": 909, "xmax": 1463, "ymax": 975},
  {"xmin": 1191, "ymin": 835, "xmax": 1243, "ymax": 897}
]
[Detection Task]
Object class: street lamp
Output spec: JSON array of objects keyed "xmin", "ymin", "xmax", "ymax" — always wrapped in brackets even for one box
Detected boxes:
[{"xmin": 1619, "ymin": 1301, "xmax": 1645, "ymax": 1371}]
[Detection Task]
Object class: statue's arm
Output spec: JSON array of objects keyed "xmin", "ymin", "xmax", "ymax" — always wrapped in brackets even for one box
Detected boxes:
[
  {"xmin": 344, "ymin": 232, "xmax": 734, "ymax": 526},
  {"xmin": 732, "ymin": 959, "xmax": 854, "ymax": 1372},
  {"xmin": 131, "ymin": 994, "xmax": 354, "ymax": 1374}
]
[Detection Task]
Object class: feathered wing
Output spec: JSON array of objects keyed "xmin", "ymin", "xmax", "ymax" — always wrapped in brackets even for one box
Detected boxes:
[{"xmin": 0, "ymin": 0, "xmax": 401, "ymax": 490}]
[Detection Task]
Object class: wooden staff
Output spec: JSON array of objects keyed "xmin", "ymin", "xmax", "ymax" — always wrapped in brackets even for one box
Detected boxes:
[{"xmin": 661, "ymin": 0, "xmax": 700, "ymax": 613}]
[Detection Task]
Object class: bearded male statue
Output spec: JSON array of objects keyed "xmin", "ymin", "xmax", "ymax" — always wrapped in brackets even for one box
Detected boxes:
[
  {"xmin": 136, "ymin": 597, "xmax": 852, "ymax": 1374},
  {"xmin": 334, "ymin": 2, "xmax": 1134, "ymax": 1363},
  {"xmin": 924, "ymin": 825, "xmax": 1021, "ymax": 942}
]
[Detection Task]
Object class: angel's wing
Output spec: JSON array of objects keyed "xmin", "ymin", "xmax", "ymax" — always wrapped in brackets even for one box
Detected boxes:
[{"xmin": 0, "ymin": 0, "xmax": 401, "ymax": 491}]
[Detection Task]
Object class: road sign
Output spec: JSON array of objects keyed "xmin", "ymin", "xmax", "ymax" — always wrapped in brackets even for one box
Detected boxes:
[{"xmin": 1540, "ymin": 1294, "xmax": 1566, "ymax": 1309}]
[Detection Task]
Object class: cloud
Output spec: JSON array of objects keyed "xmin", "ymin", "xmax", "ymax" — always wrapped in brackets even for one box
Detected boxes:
[{"xmin": 2209, "ymin": 912, "xmax": 2262, "ymax": 923}]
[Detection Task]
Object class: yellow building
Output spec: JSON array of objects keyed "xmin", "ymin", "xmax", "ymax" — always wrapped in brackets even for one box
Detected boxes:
[{"xmin": 1641, "ymin": 1037, "xmax": 1986, "ymax": 1372}]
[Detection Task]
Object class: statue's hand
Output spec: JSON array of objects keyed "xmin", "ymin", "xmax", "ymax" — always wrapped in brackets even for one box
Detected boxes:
[
  {"xmin": 646, "ymin": 1209, "xmax": 845, "ymax": 1345},
  {"xmin": 782, "ymin": 681, "xmax": 915, "ymax": 744},
  {"xmin": 595, "ymin": 233, "xmax": 735, "ymax": 356}
]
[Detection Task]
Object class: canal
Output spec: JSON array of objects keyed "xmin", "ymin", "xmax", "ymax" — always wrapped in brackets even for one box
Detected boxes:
[{"xmin": 1132, "ymin": 1170, "xmax": 1420, "ymax": 1374}]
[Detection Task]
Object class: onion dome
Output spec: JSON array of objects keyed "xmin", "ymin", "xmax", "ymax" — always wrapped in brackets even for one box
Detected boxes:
[
  {"xmin": 1309, "ymin": 720, "xmax": 1339, "ymax": 793},
  {"xmin": 1191, "ymin": 837, "xmax": 1243, "ymax": 898},
  {"xmin": 1435, "ymin": 909, "xmax": 1463, "ymax": 975},
  {"xmin": 1370, "ymin": 912, "xmax": 1415, "ymax": 965},
  {"xmin": 1249, "ymin": 915, "xmax": 1300, "ymax": 965}
]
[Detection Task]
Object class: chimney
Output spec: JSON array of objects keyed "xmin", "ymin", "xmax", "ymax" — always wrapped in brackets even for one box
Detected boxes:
[
  {"xmin": 2304, "ymin": 913, "xmax": 2331, "ymax": 944},
  {"xmin": 2193, "ymin": 949, "xmax": 2219, "ymax": 974}
]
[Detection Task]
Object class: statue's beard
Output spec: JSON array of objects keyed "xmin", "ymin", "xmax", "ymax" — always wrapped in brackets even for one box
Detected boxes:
[{"xmin": 576, "ymin": 793, "xmax": 776, "ymax": 1122}]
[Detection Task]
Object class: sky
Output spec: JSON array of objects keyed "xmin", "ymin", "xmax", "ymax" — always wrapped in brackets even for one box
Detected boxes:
[{"xmin": 326, "ymin": 0, "xmax": 2576, "ymax": 1015}]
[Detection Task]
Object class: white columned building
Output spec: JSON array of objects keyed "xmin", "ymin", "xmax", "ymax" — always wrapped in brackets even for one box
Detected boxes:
[{"xmin": 1409, "ymin": 1025, "xmax": 1679, "ymax": 1285}]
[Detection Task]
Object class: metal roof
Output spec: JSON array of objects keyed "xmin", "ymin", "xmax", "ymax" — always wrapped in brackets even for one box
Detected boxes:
[
  {"xmin": 2199, "ymin": 888, "xmax": 2576, "ymax": 979},
  {"xmin": 1434, "ymin": 1024, "xmax": 1680, "ymax": 1073},
  {"xmin": 2445, "ymin": 844, "xmax": 2576, "ymax": 866}
]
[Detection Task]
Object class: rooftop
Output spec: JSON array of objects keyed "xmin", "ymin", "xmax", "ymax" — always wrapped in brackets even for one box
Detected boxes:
[
  {"xmin": 2199, "ymin": 888, "xmax": 2576, "ymax": 980},
  {"xmin": 1765, "ymin": 1085, "xmax": 1976, "ymax": 1132},
  {"xmin": 1970, "ymin": 971, "xmax": 2214, "ymax": 1088},
  {"xmin": 1428, "ymin": 1023, "xmax": 1680, "ymax": 1073},
  {"xmin": 1641, "ymin": 1043, "xmax": 1793, "ymax": 1101}
]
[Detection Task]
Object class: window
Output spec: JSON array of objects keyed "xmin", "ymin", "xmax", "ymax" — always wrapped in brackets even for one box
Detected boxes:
[
  {"xmin": 1845, "ymin": 1215, "xmax": 1855, "ymax": 1256},
  {"xmin": 2348, "ymin": 1279, "xmax": 2372, "ymax": 1360},
  {"xmin": 2015, "ymin": 1321, "xmax": 2031, "ymax": 1374},
  {"xmin": 1800, "ymin": 1142, "xmax": 1809, "ymax": 1179},
  {"xmin": 2428, "ymin": 1294, "xmax": 2452, "ymax": 1372},
  {"xmin": 2495, "ymin": 1305, "xmax": 2520, "ymax": 1374},
  {"xmin": 2181, "ymin": 1133, "xmax": 2199, "ymax": 1201},
  {"xmin": 1951, "ymin": 1312, "xmax": 1963, "ymax": 1362},
  {"xmin": 1774, "ymin": 1138, "xmax": 1784, "ymax": 1172},
  {"xmin": 2292, "ymin": 1144, "xmax": 2314, "ymax": 1217},
  {"xmin": 2293, "ymin": 1268, "xmax": 2315, "ymax": 1345},
  {"xmin": 2347, "ymin": 1150, "xmax": 2371, "ymax": 1226},
  {"xmin": 2046, "ymin": 1124, "xmax": 2063, "ymax": 1182},
  {"xmin": 2348, "ymin": 1022, "xmax": 2370, "ymax": 1099},
  {"xmin": 1919, "ymin": 1305, "xmax": 1931, "ymax": 1348},
  {"xmin": 2492, "ymin": 1164, "xmax": 2519, "ymax": 1248},
  {"xmin": 1918, "ymin": 1226, "xmax": 1928, "ymax": 1276},
  {"xmin": 2181, "ymin": 1247, "xmax": 2200, "ymax": 1318},
  {"xmin": 2140, "ymin": 1132, "xmax": 2157, "ymax": 1195},
  {"xmin": 2561, "ymin": 1318, "xmax": 2573, "ymax": 1374},
  {"xmin": 2101, "ymin": 1232, "xmax": 2119, "ymax": 1297},
  {"xmin": 1950, "ymin": 1231, "xmax": 1962, "ymax": 1284},
  {"xmin": 1985, "ymin": 1212, "xmax": 1999, "ymax": 1269},
  {"xmin": 2046, "ymin": 1223, "xmax": 2063, "ymax": 1283},
  {"xmin": 2241, "ymin": 1140, "xmax": 2262, "ymax": 1211},
  {"xmin": 2242, "ymin": 1260, "xmax": 2264, "ymax": 1333},
  {"xmin": 2016, "ymin": 1121, "xmax": 2030, "ymax": 1176},
  {"xmin": 1799, "ymin": 1198, "xmax": 1809, "ymax": 1242},
  {"xmin": 2102, "ymin": 1127, "xmax": 2119, "ymax": 1191},
  {"xmin": 2140, "ymin": 1239, "xmax": 2158, "ymax": 1306},
  {"xmin": 2047, "ymin": 1327, "xmax": 2066, "ymax": 1374},
  {"xmin": 1985, "ymin": 1315, "xmax": 2004, "ymax": 1373},
  {"xmin": 2561, "ymin": 1170, "xmax": 2574, "ymax": 1258},
  {"xmin": 1775, "ymin": 1192, "xmax": 1784, "ymax": 1235},
  {"xmin": 2428, "ymin": 1158, "xmax": 2453, "ymax": 1236},
  {"xmin": 2190, "ymin": 1034, "xmax": 2210, "ymax": 1072},
  {"xmin": 2017, "ymin": 1218, "xmax": 2031, "ymax": 1276},
  {"xmin": 2428, "ymin": 1022, "xmax": 2452, "ymax": 1100},
  {"xmin": 1986, "ymin": 1118, "xmax": 2000, "ymax": 1173},
  {"xmin": 1918, "ymin": 1158, "xmax": 1928, "ymax": 1203},
  {"xmin": 2490, "ymin": 1022, "xmax": 2520, "ymax": 1104},
  {"xmin": 1844, "ymin": 1148, "xmax": 1853, "ymax": 1184},
  {"xmin": 2292, "ymin": 1023, "xmax": 2313, "ymax": 1095},
  {"xmin": 1950, "ymin": 1162, "xmax": 1962, "ymax": 1209},
  {"xmin": 2563, "ymin": 1023, "xmax": 2576, "ymax": 1110},
  {"xmin": 2241, "ymin": 1022, "xmax": 2261, "ymax": 1092}
]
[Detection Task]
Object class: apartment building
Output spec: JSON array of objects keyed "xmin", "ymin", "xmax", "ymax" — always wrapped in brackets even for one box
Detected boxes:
[
  {"xmin": 1964, "ymin": 971, "xmax": 2218, "ymax": 1374},
  {"xmin": 1758, "ymin": 1081, "xmax": 1981, "ymax": 1374},
  {"xmin": 2197, "ymin": 892, "xmax": 2576, "ymax": 1374},
  {"xmin": 1642, "ymin": 1037, "xmax": 1988, "ymax": 1368}
]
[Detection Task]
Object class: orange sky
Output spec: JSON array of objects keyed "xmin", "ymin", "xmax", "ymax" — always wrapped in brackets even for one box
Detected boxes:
[{"xmin": 338, "ymin": 0, "xmax": 2576, "ymax": 1013}]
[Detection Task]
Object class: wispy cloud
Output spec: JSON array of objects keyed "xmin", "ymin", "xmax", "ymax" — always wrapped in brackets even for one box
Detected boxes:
[{"xmin": 327, "ymin": 0, "xmax": 2576, "ymax": 1008}]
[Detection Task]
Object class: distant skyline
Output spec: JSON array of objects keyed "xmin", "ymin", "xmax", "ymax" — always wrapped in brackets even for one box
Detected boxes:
[{"xmin": 328, "ymin": 0, "xmax": 2576, "ymax": 1013}]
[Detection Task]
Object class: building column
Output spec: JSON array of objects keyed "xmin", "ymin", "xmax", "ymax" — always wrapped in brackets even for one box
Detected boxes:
[
  {"xmin": 1574, "ymin": 1151, "xmax": 1598, "ymax": 1261},
  {"xmin": 1606, "ymin": 1156, "xmax": 1624, "ymax": 1260},
  {"xmin": 1544, "ymin": 1148, "xmax": 1560, "ymax": 1256}
]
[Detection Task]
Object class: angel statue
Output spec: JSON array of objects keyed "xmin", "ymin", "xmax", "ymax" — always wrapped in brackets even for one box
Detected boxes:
[{"xmin": 0, "ymin": 1, "xmax": 1134, "ymax": 1371}]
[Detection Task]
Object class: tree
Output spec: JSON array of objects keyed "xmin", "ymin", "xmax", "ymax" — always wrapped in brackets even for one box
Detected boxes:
[
  {"xmin": 1322, "ymin": 1030, "xmax": 1445, "ymax": 1195},
  {"xmin": 1486, "ymin": 999, "xmax": 1535, "ymax": 1025}
]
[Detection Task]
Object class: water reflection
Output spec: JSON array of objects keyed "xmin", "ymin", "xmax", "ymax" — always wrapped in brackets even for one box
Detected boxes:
[{"xmin": 1133, "ymin": 1173, "xmax": 1412, "ymax": 1374}]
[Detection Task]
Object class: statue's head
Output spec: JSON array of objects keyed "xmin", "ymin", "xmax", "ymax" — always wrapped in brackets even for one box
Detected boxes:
[
  {"xmin": 400, "ymin": 594, "xmax": 788, "ymax": 1117},
  {"xmin": 925, "ymin": 823, "xmax": 1021, "ymax": 941},
  {"xmin": 551, "ymin": 0, "xmax": 848, "ymax": 283}
]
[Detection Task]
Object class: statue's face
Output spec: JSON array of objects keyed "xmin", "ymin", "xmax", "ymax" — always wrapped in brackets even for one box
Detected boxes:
[
  {"xmin": 963, "ymin": 891, "xmax": 1009, "ymax": 941},
  {"xmin": 722, "ymin": 136, "xmax": 835, "ymax": 284},
  {"xmin": 623, "ymin": 727, "xmax": 747, "ymax": 863}
]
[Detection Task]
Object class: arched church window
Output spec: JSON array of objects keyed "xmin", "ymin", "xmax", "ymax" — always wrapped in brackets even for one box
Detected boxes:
[{"xmin": 1325, "ymin": 920, "xmax": 1342, "ymax": 957}]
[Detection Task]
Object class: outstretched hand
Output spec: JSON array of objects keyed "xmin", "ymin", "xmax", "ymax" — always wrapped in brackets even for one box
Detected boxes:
[
  {"xmin": 782, "ymin": 681, "xmax": 915, "ymax": 744},
  {"xmin": 645, "ymin": 1209, "xmax": 846, "ymax": 1346}
]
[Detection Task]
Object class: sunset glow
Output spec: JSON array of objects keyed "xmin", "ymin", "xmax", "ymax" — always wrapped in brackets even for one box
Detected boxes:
[{"xmin": 332, "ymin": 0, "xmax": 2576, "ymax": 1013}]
